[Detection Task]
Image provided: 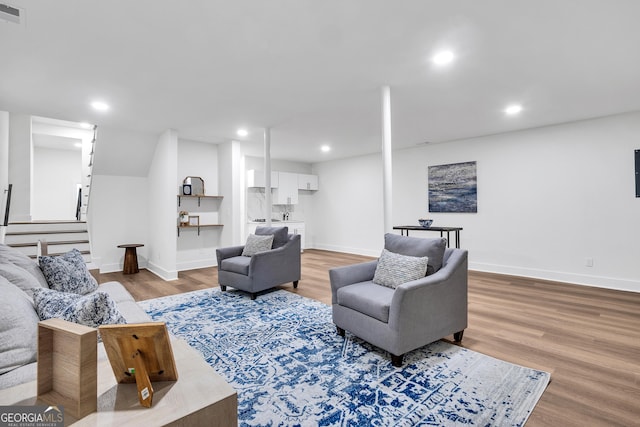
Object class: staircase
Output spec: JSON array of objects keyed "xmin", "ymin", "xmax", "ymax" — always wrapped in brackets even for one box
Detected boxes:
[{"xmin": 3, "ymin": 221, "xmax": 92, "ymax": 265}]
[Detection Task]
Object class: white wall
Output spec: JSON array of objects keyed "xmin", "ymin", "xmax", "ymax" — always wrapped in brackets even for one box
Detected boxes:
[
  {"xmin": 0, "ymin": 111, "xmax": 7, "ymax": 242},
  {"xmin": 32, "ymin": 147, "xmax": 81, "ymax": 220},
  {"xmin": 0, "ymin": 112, "xmax": 8, "ymax": 192},
  {"xmin": 312, "ymin": 111, "xmax": 640, "ymax": 292},
  {"xmin": 176, "ymin": 139, "xmax": 221, "ymax": 270},
  {"xmin": 8, "ymin": 114, "xmax": 32, "ymax": 222},
  {"xmin": 310, "ymin": 153, "xmax": 384, "ymax": 255},
  {"xmin": 92, "ymin": 126, "xmax": 158, "ymax": 177},
  {"xmin": 85, "ymin": 125, "xmax": 160, "ymax": 272},
  {"xmin": 87, "ymin": 175, "xmax": 149, "ymax": 272},
  {"xmin": 146, "ymin": 129, "xmax": 178, "ymax": 280}
]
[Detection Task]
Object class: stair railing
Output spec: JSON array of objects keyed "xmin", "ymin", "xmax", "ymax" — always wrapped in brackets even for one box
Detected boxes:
[
  {"xmin": 3, "ymin": 184, "xmax": 12, "ymax": 226},
  {"xmin": 75, "ymin": 187, "xmax": 82, "ymax": 221}
]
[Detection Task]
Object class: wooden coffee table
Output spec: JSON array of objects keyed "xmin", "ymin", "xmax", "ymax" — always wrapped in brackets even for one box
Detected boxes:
[{"xmin": 0, "ymin": 338, "xmax": 237, "ymax": 426}]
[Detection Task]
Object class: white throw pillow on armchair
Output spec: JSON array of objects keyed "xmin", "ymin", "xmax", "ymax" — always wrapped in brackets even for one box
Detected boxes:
[
  {"xmin": 373, "ymin": 249, "xmax": 429, "ymax": 289},
  {"xmin": 242, "ymin": 234, "xmax": 275, "ymax": 256}
]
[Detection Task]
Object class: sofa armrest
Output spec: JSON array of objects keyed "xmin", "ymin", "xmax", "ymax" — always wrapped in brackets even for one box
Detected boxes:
[
  {"xmin": 249, "ymin": 234, "xmax": 301, "ymax": 281},
  {"xmin": 388, "ymin": 249, "xmax": 468, "ymax": 332},
  {"xmin": 216, "ymin": 245, "xmax": 244, "ymax": 266},
  {"xmin": 329, "ymin": 260, "xmax": 378, "ymax": 304}
]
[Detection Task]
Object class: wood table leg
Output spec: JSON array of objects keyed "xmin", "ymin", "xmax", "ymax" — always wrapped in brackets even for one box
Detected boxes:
[
  {"xmin": 118, "ymin": 244, "xmax": 144, "ymax": 274},
  {"xmin": 123, "ymin": 247, "xmax": 139, "ymax": 274}
]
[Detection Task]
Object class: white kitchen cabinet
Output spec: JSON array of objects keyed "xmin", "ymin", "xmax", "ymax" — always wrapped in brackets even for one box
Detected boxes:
[
  {"xmin": 246, "ymin": 221, "xmax": 305, "ymax": 252},
  {"xmin": 288, "ymin": 222, "xmax": 306, "ymax": 252},
  {"xmin": 297, "ymin": 174, "xmax": 319, "ymax": 191},
  {"xmin": 273, "ymin": 172, "xmax": 299, "ymax": 205},
  {"xmin": 247, "ymin": 170, "xmax": 279, "ymax": 188}
]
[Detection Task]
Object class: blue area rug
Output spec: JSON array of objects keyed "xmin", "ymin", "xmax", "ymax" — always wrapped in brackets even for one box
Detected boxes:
[{"xmin": 139, "ymin": 289, "xmax": 550, "ymax": 426}]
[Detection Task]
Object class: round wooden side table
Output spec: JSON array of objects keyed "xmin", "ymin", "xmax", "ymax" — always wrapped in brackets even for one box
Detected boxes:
[{"xmin": 117, "ymin": 244, "xmax": 144, "ymax": 274}]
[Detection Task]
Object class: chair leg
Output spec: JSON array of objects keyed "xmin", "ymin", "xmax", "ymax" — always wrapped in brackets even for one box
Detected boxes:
[
  {"xmin": 336, "ymin": 326, "xmax": 345, "ymax": 337},
  {"xmin": 293, "ymin": 280, "xmax": 299, "ymax": 289},
  {"xmin": 391, "ymin": 354, "xmax": 404, "ymax": 367},
  {"xmin": 250, "ymin": 293, "xmax": 257, "ymax": 300},
  {"xmin": 220, "ymin": 285, "xmax": 227, "ymax": 291},
  {"xmin": 453, "ymin": 330, "xmax": 464, "ymax": 342}
]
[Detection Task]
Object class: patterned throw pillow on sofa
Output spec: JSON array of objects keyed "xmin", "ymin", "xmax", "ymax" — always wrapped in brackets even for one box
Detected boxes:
[
  {"xmin": 373, "ymin": 249, "xmax": 429, "ymax": 289},
  {"xmin": 32, "ymin": 288, "xmax": 126, "ymax": 328},
  {"xmin": 39, "ymin": 248, "xmax": 98, "ymax": 295},
  {"xmin": 242, "ymin": 234, "xmax": 275, "ymax": 256}
]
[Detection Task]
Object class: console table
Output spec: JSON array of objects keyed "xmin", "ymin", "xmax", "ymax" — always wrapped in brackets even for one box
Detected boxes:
[
  {"xmin": 393, "ymin": 226, "xmax": 463, "ymax": 248},
  {"xmin": 0, "ymin": 338, "xmax": 237, "ymax": 426}
]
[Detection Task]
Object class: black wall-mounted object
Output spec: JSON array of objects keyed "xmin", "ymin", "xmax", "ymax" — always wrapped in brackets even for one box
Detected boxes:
[
  {"xmin": 636, "ymin": 150, "xmax": 640, "ymax": 197},
  {"xmin": 636, "ymin": 149, "xmax": 640, "ymax": 198}
]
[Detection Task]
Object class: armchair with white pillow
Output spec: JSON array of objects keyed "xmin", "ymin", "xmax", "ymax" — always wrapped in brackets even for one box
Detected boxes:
[
  {"xmin": 329, "ymin": 233, "xmax": 468, "ymax": 366},
  {"xmin": 216, "ymin": 226, "xmax": 301, "ymax": 300}
]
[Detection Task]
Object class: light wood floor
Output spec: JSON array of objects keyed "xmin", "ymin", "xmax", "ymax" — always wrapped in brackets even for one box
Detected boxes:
[{"xmin": 98, "ymin": 249, "xmax": 640, "ymax": 427}]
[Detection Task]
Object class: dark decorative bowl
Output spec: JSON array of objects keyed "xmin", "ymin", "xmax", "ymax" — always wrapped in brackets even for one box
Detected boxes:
[{"xmin": 418, "ymin": 219, "xmax": 433, "ymax": 228}]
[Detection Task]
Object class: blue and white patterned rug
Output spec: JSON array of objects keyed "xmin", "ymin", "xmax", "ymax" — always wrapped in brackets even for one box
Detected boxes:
[{"xmin": 139, "ymin": 289, "xmax": 550, "ymax": 426}]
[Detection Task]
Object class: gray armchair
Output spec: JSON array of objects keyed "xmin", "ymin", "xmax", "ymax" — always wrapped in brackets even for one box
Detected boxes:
[
  {"xmin": 216, "ymin": 226, "xmax": 301, "ymax": 300},
  {"xmin": 330, "ymin": 233, "xmax": 468, "ymax": 366}
]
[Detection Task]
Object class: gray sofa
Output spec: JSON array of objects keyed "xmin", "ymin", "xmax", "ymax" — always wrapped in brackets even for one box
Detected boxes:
[
  {"xmin": 330, "ymin": 233, "xmax": 468, "ymax": 366},
  {"xmin": 0, "ymin": 243, "xmax": 150, "ymax": 390},
  {"xmin": 216, "ymin": 226, "xmax": 301, "ymax": 300}
]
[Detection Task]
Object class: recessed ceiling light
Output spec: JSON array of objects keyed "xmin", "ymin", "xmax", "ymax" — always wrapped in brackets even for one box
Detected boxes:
[
  {"xmin": 321, "ymin": 145, "xmax": 331, "ymax": 153},
  {"xmin": 90, "ymin": 101, "xmax": 109, "ymax": 111},
  {"xmin": 432, "ymin": 50, "xmax": 455, "ymax": 66},
  {"xmin": 504, "ymin": 104, "xmax": 523, "ymax": 115},
  {"xmin": 237, "ymin": 129, "xmax": 249, "ymax": 137}
]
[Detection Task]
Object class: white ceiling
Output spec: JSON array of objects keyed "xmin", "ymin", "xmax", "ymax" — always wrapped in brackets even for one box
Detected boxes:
[
  {"xmin": 31, "ymin": 116, "xmax": 91, "ymax": 151},
  {"xmin": 2, "ymin": 0, "xmax": 640, "ymax": 164}
]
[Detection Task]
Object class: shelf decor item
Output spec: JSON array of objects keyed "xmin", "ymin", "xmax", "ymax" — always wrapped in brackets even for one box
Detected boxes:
[
  {"xmin": 418, "ymin": 218, "xmax": 433, "ymax": 228},
  {"xmin": 179, "ymin": 211, "xmax": 189, "ymax": 226},
  {"xmin": 99, "ymin": 322, "xmax": 178, "ymax": 408},
  {"xmin": 183, "ymin": 176, "xmax": 205, "ymax": 196},
  {"xmin": 188, "ymin": 215, "xmax": 200, "ymax": 226}
]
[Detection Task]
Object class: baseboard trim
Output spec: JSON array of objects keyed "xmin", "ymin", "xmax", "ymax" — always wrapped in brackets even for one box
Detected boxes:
[
  {"xmin": 177, "ymin": 258, "xmax": 217, "ymax": 272},
  {"xmin": 470, "ymin": 262, "xmax": 640, "ymax": 293},
  {"xmin": 309, "ymin": 247, "xmax": 639, "ymax": 293},
  {"xmin": 99, "ymin": 262, "xmax": 123, "ymax": 274},
  {"xmin": 100, "ymin": 260, "xmax": 178, "ymax": 281},
  {"xmin": 312, "ymin": 243, "xmax": 379, "ymax": 258},
  {"xmin": 145, "ymin": 261, "xmax": 178, "ymax": 281}
]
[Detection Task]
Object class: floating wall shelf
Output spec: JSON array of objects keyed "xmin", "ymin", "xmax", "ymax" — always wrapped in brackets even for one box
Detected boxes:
[
  {"xmin": 177, "ymin": 224, "xmax": 224, "ymax": 237},
  {"xmin": 177, "ymin": 195, "xmax": 223, "ymax": 207}
]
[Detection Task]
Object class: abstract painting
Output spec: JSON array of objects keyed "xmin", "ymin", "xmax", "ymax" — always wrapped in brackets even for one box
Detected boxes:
[{"xmin": 428, "ymin": 161, "xmax": 477, "ymax": 213}]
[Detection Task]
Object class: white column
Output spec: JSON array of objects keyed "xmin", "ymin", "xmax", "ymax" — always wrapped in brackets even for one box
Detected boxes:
[
  {"xmin": 264, "ymin": 128, "xmax": 272, "ymax": 226},
  {"xmin": 217, "ymin": 141, "xmax": 242, "ymax": 247},
  {"xmin": 0, "ymin": 111, "xmax": 8, "ymax": 236},
  {"xmin": 381, "ymin": 86, "xmax": 393, "ymax": 234},
  {"xmin": 0, "ymin": 112, "xmax": 8, "ymax": 193},
  {"xmin": 8, "ymin": 114, "xmax": 33, "ymax": 222},
  {"xmin": 146, "ymin": 128, "xmax": 178, "ymax": 280}
]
